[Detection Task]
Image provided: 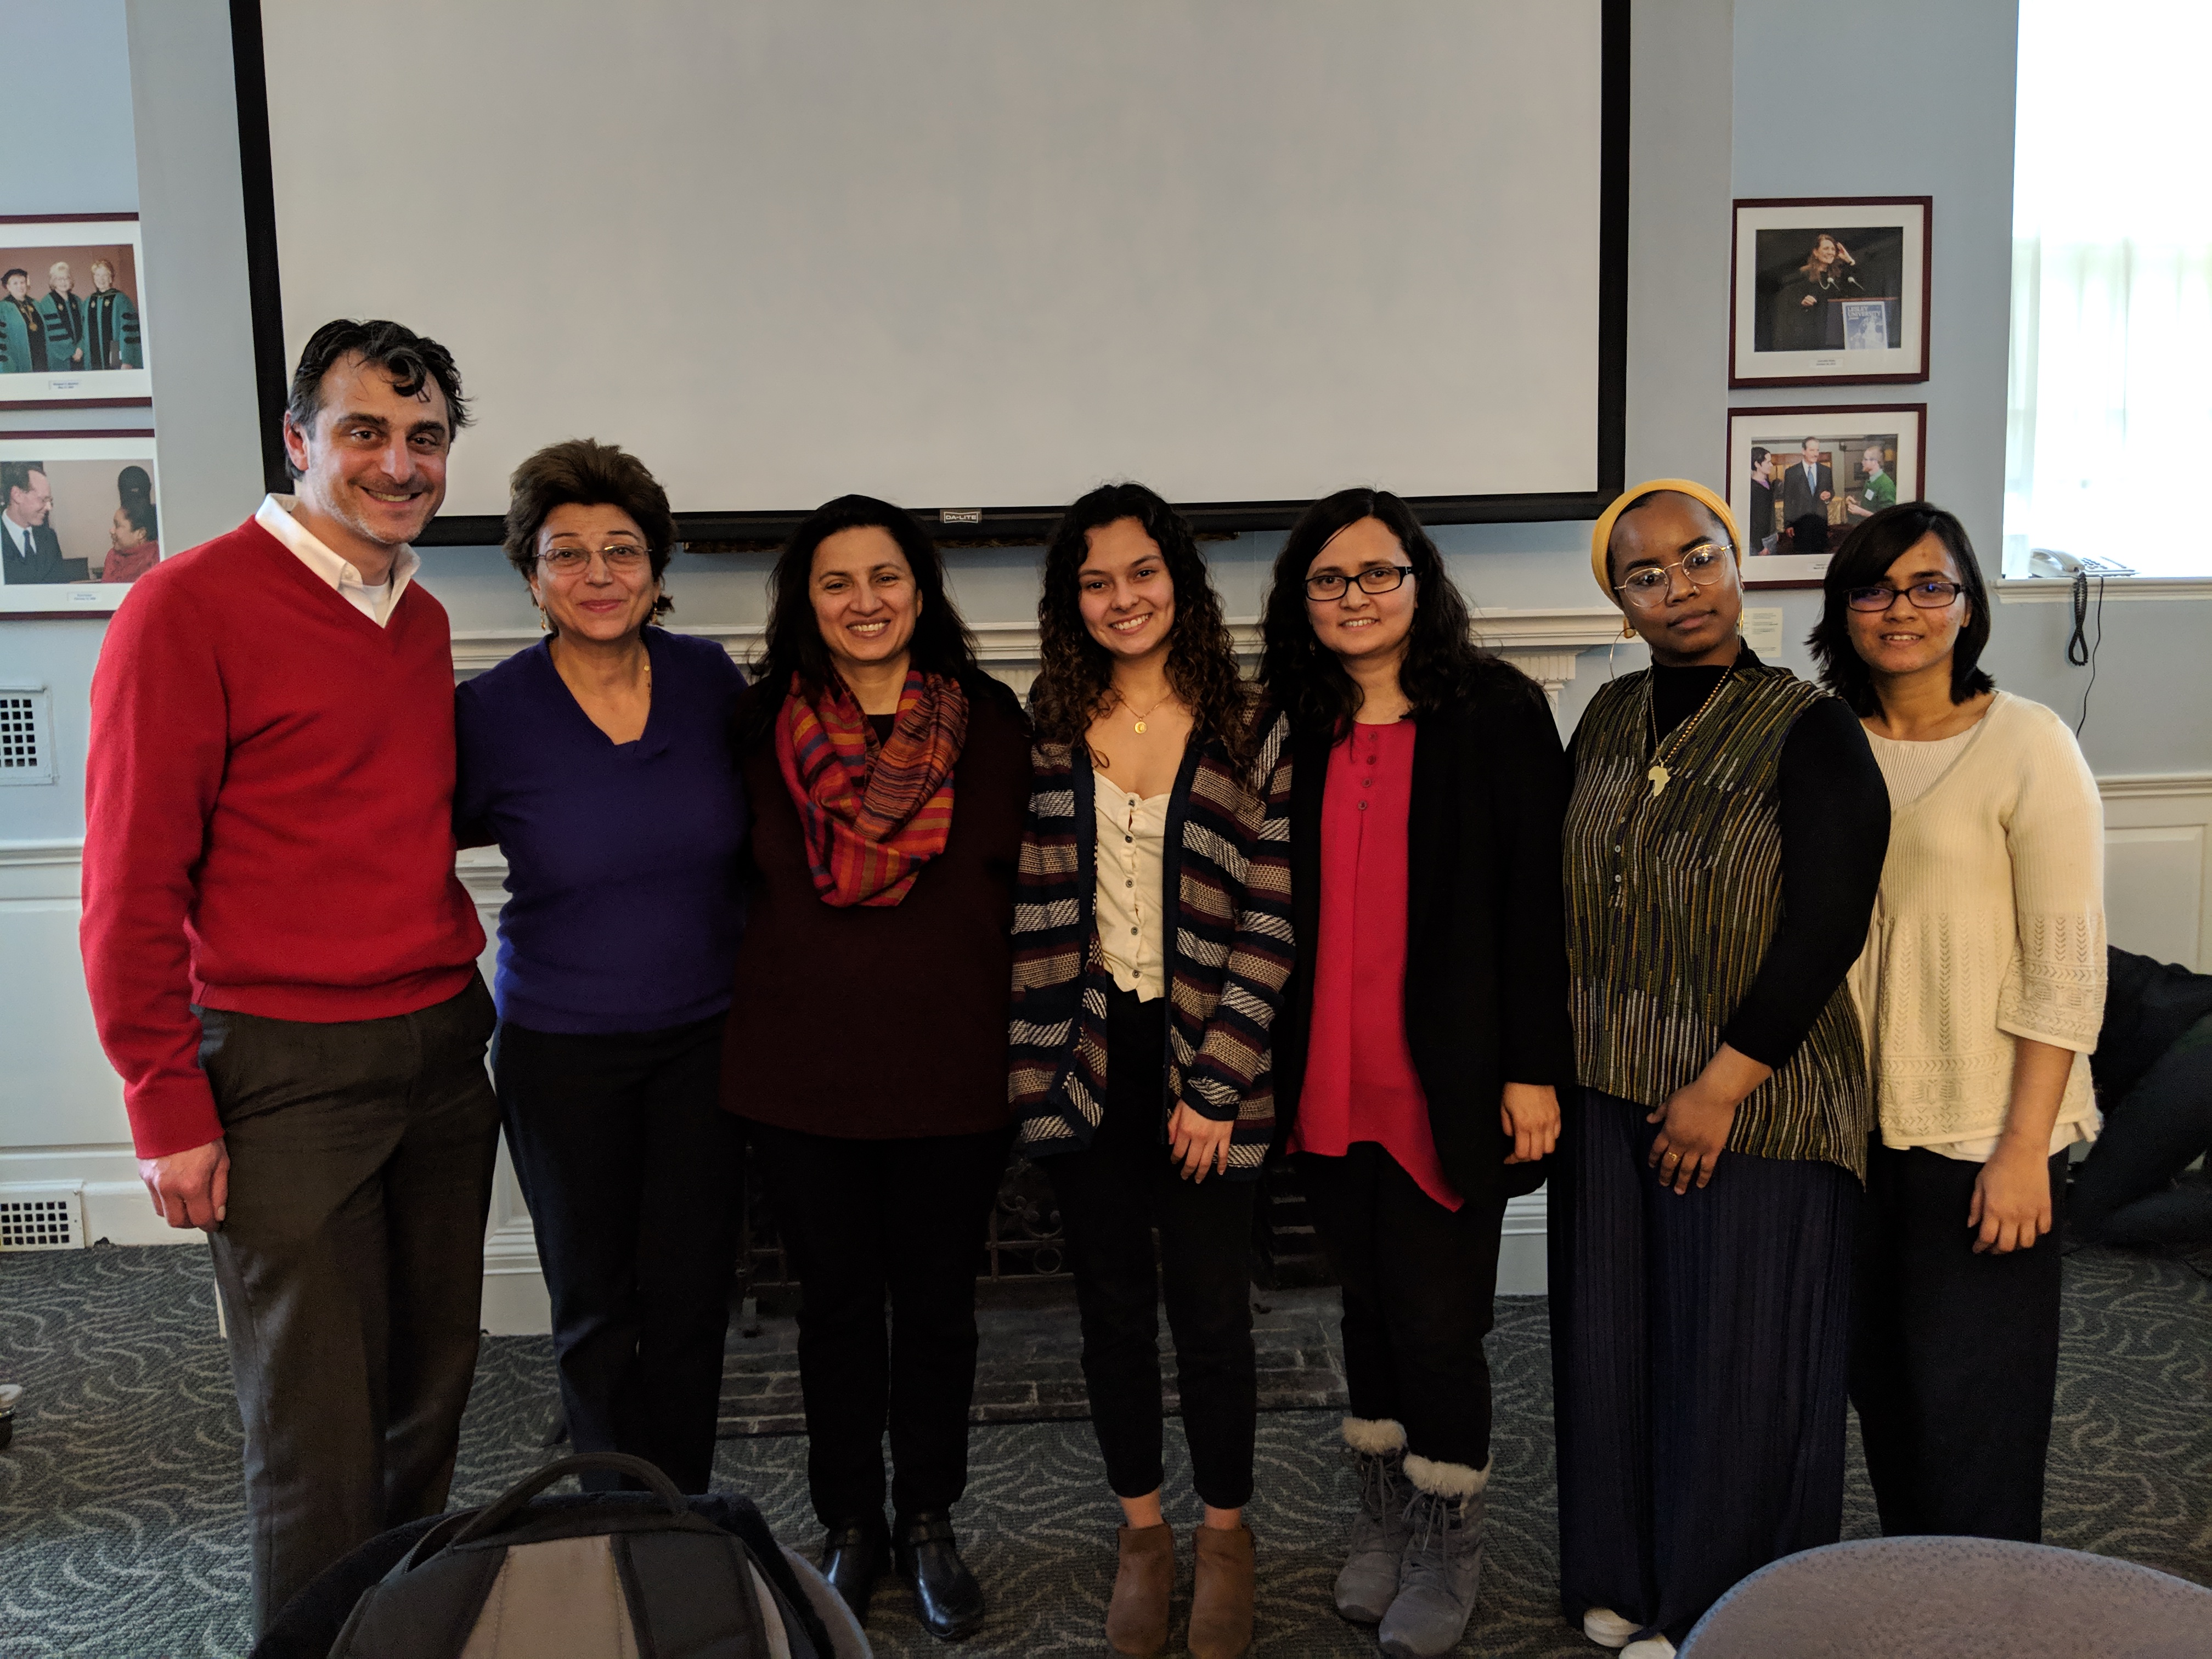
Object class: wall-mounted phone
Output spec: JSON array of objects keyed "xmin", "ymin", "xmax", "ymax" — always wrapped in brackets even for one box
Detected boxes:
[{"xmin": 2030, "ymin": 546, "xmax": 2135, "ymax": 578}]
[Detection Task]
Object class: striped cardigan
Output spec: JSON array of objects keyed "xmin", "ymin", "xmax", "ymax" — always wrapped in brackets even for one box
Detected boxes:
[{"xmin": 1009, "ymin": 714, "xmax": 1295, "ymax": 1176}]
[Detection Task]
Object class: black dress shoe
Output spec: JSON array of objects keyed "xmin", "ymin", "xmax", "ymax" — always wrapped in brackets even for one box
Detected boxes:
[
  {"xmin": 894, "ymin": 1510, "xmax": 985, "ymax": 1640},
  {"xmin": 820, "ymin": 1515, "xmax": 890, "ymax": 1623}
]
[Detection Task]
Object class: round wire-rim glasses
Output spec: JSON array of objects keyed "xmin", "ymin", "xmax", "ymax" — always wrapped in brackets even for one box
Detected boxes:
[
  {"xmin": 1844, "ymin": 579, "xmax": 1965, "ymax": 612},
  {"xmin": 1614, "ymin": 544, "xmax": 1730, "ymax": 606},
  {"xmin": 538, "ymin": 543, "xmax": 651, "ymax": 575},
  {"xmin": 1306, "ymin": 563, "xmax": 1416, "ymax": 600}
]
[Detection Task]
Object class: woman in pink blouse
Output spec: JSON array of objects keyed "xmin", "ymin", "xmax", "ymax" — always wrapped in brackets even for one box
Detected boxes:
[{"xmin": 1259, "ymin": 487, "xmax": 1576, "ymax": 1659}]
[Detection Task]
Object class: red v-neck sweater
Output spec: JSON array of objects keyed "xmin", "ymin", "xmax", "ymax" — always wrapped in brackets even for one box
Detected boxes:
[{"xmin": 81, "ymin": 517, "xmax": 485, "ymax": 1158}]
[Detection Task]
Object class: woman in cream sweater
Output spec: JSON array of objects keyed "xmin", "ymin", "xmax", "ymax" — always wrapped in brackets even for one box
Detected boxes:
[{"xmin": 1812, "ymin": 502, "xmax": 2105, "ymax": 1543}]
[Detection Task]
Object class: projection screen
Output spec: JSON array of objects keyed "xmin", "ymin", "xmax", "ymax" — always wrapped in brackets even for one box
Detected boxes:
[{"xmin": 237, "ymin": 1, "xmax": 1625, "ymax": 540}]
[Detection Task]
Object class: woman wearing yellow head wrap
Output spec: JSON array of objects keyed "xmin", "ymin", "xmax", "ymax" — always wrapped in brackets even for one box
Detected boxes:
[{"xmin": 1549, "ymin": 483, "xmax": 1891, "ymax": 1656}]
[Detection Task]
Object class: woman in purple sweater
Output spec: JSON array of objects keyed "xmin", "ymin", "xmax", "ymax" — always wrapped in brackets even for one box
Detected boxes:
[{"xmin": 454, "ymin": 439, "xmax": 749, "ymax": 1496}]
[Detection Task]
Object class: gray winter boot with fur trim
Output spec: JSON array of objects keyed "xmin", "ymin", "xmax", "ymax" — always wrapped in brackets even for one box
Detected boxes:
[
  {"xmin": 1334, "ymin": 1417, "xmax": 1409, "ymax": 1623},
  {"xmin": 1378, "ymin": 1454, "xmax": 1489, "ymax": 1658}
]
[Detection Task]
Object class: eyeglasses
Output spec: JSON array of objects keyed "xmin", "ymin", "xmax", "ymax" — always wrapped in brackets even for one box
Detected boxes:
[
  {"xmin": 1844, "ymin": 579, "xmax": 1965, "ymax": 612},
  {"xmin": 1305, "ymin": 564, "xmax": 1416, "ymax": 600},
  {"xmin": 539, "ymin": 543, "xmax": 650, "ymax": 575},
  {"xmin": 1615, "ymin": 544, "xmax": 1730, "ymax": 605}
]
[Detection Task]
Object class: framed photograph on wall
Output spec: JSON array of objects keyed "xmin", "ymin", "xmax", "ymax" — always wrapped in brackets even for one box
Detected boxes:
[
  {"xmin": 1726, "ymin": 404, "xmax": 1925, "ymax": 589},
  {"xmin": 0, "ymin": 431, "xmax": 162, "ymax": 617},
  {"xmin": 0, "ymin": 215, "xmax": 151, "ymax": 408},
  {"xmin": 1729, "ymin": 198, "xmax": 1929, "ymax": 387}
]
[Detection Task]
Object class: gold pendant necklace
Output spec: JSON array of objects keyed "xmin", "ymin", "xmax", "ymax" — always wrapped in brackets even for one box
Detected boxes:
[
  {"xmin": 1121, "ymin": 689, "xmax": 1171, "ymax": 735},
  {"xmin": 1644, "ymin": 667, "xmax": 1733, "ymax": 798}
]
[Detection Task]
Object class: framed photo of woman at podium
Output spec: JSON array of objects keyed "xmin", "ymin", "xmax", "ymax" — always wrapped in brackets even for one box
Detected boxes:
[{"xmin": 1729, "ymin": 198, "xmax": 1929, "ymax": 387}]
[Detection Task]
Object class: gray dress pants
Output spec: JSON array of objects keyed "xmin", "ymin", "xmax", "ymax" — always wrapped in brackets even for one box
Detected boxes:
[{"xmin": 196, "ymin": 974, "xmax": 500, "ymax": 1633}]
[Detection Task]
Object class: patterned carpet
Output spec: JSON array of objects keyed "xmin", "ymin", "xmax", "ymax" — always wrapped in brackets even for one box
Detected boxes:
[{"xmin": 1, "ymin": 1242, "xmax": 2205, "ymax": 1658}]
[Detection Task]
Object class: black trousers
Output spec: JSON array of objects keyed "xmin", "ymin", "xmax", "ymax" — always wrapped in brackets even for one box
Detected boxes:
[
  {"xmin": 1849, "ymin": 1138, "xmax": 2067, "ymax": 1541},
  {"xmin": 744, "ymin": 1117, "xmax": 1011, "ymax": 1528},
  {"xmin": 494, "ymin": 1014, "xmax": 744, "ymax": 1496},
  {"xmin": 1040, "ymin": 986, "xmax": 1258, "ymax": 1510},
  {"xmin": 1550, "ymin": 1088, "xmax": 1857, "ymax": 1646},
  {"xmin": 2072, "ymin": 1012, "xmax": 2212, "ymax": 1249},
  {"xmin": 1297, "ymin": 1143, "xmax": 1506, "ymax": 1471},
  {"xmin": 197, "ymin": 975, "xmax": 501, "ymax": 1635}
]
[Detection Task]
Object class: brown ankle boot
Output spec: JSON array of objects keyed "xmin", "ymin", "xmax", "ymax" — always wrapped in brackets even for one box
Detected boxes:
[
  {"xmin": 1188, "ymin": 1523, "xmax": 1255, "ymax": 1659},
  {"xmin": 1105, "ymin": 1522, "xmax": 1175, "ymax": 1656}
]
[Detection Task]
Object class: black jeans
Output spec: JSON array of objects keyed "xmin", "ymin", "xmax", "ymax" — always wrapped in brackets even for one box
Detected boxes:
[
  {"xmin": 2072, "ymin": 1012, "xmax": 2212, "ymax": 1249},
  {"xmin": 744, "ymin": 1118, "xmax": 1012, "ymax": 1528},
  {"xmin": 1040, "ymin": 986, "xmax": 1258, "ymax": 1510},
  {"xmin": 494, "ymin": 1014, "xmax": 744, "ymax": 1495},
  {"xmin": 196, "ymin": 975, "xmax": 501, "ymax": 1635},
  {"xmin": 1297, "ymin": 1142, "xmax": 1507, "ymax": 1471},
  {"xmin": 1850, "ymin": 1138, "xmax": 2067, "ymax": 1541}
]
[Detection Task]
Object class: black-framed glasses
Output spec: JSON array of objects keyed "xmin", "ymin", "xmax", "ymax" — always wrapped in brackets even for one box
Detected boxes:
[
  {"xmin": 1845, "ymin": 579, "xmax": 1965, "ymax": 612},
  {"xmin": 539, "ymin": 543, "xmax": 650, "ymax": 575},
  {"xmin": 1615, "ymin": 544, "xmax": 1729, "ymax": 605},
  {"xmin": 1306, "ymin": 563, "xmax": 1416, "ymax": 600}
]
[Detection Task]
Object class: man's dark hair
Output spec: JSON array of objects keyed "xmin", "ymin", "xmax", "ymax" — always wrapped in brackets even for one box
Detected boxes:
[
  {"xmin": 0, "ymin": 461, "xmax": 44, "ymax": 501},
  {"xmin": 284, "ymin": 318, "xmax": 469, "ymax": 477},
  {"xmin": 120, "ymin": 496, "xmax": 157, "ymax": 540},
  {"xmin": 1803, "ymin": 437, "xmax": 1822, "ymax": 450},
  {"xmin": 1, "ymin": 268, "xmax": 24, "ymax": 285},
  {"xmin": 503, "ymin": 438, "xmax": 678, "ymax": 623},
  {"xmin": 1260, "ymin": 485, "xmax": 1534, "ymax": 736},
  {"xmin": 1751, "ymin": 445, "xmax": 1769, "ymax": 466},
  {"xmin": 1810, "ymin": 501, "xmax": 1995, "ymax": 716},
  {"xmin": 735, "ymin": 494, "xmax": 983, "ymax": 749}
]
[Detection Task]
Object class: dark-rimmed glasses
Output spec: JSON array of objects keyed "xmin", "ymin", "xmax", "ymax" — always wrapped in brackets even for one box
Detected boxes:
[
  {"xmin": 539, "ymin": 543, "xmax": 650, "ymax": 575},
  {"xmin": 1306, "ymin": 563, "xmax": 1415, "ymax": 600},
  {"xmin": 1615, "ymin": 544, "xmax": 1729, "ymax": 606},
  {"xmin": 1844, "ymin": 579, "xmax": 1965, "ymax": 612}
]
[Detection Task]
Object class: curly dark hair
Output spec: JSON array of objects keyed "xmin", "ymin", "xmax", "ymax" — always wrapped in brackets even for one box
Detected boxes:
[
  {"xmin": 1809, "ymin": 500, "xmax": 1995, "ymax": 716},
  {"xmin": 734, "ymin": 493, "xmax": 983, "ymax": 749},
  {"xmin": 1260, "ymin": 487, "xmax": 1533, "ymax": 733},
  {"xmin": 283, "ymin": 318, "xmax": 468, "ymax": 476},
  {"xmin": 1030, "ymin": 481, "xmax": 1252, "ymax": 771},
  {"xmin": 503, "ymin": 438, "xmax": 677, "ymax": 623}
]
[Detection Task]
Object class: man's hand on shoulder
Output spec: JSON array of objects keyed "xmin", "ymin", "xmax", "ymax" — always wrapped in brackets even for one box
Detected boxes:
[{"xmin": 138, "ymin": 1138, "xmax": 230, "ymax": 1231}]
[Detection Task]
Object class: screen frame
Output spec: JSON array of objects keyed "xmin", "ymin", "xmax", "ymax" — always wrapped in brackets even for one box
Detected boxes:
[{"xmin": 229, "ymin": 0, "xmax": 1629, "ymax": 546}]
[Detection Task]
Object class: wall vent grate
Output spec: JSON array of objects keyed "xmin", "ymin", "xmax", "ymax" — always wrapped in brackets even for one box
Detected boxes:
[
  {"xmin": 0, "ymin": 686, "xmax": 55, "ymax": 786},
  {"xmin": 0, "ymin": 1187, "xmax": 86, "ymax": 1250}
]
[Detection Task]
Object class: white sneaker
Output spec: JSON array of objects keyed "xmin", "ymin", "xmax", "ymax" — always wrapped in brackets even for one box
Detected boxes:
[
  {"xmin": 1621, "ymin": 1639, "xmax": 1675, "ymax": 1658},
  {"xmin": 1583, "ymin": 1606, "xmax": 1640, "ymax": 1649}
]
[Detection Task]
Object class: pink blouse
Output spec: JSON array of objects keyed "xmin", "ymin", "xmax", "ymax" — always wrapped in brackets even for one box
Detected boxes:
[{"xmin": 1286, "ymin": 719, "xmax": 1460, "ymax": 1210}]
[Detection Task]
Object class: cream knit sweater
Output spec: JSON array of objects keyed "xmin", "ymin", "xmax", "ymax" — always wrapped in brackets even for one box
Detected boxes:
[{"xmin": 1849, "ymin": 692, "xmax": 2107, "ymax": 1150}]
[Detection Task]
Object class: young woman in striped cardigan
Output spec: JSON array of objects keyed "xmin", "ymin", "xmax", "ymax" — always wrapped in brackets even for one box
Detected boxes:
[{"xmin": 1009, "ymin": 482, "xmax": 1293, "ymax": 1659}]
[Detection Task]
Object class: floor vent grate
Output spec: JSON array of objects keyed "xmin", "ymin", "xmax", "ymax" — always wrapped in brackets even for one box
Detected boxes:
[{"xmin": 0, "ymin": 1187, "xmax": 86, "ymax": 1250}]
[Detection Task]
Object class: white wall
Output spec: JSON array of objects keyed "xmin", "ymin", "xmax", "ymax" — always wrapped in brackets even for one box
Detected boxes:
[{"xmin": 6, "ymin": 1, "xmax": 2209, "ymax": 1312}]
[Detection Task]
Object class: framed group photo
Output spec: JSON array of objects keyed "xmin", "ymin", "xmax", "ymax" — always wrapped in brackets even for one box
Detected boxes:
[
  {"xmin": 1726, "ymin": 404, "xmax": 1925, "ymax": 589},
  {"xmin": 1729, "ymin": 198, "xmax": 1929, "ymax": 387},
  {"xmin": 0, "ymin": 432, "xmax": 162, "ymax": 616},
  {"xmin": 0, "ymin": 215, "xmax": 152, "ymax": 408}
]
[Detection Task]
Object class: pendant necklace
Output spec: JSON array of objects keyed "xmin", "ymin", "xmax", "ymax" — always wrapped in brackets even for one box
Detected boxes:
[
  {"xmin": 1121, "ymin": 689, "xmax": 1172, "ymax": 735},
  {"xmin": 1644, "ymin": 667, "xmax": 1732, "ymax": 798}
]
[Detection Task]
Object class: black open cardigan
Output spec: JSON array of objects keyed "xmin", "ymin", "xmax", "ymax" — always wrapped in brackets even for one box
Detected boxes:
[{"xmin": 1269, "ymin": 664, "xmax": 1577, "ymax": 1212}]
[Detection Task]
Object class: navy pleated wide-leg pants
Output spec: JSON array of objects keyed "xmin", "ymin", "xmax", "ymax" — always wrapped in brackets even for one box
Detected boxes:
[{"xmin": 1549, "ymin": 1087, "xmax": 1858, "ymax": 1646}]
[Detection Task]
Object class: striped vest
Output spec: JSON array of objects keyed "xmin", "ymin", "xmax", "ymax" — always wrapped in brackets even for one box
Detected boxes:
[{"xmin": 1564, "ymin": 661, "xmax": 1870, "ymax": 1176}]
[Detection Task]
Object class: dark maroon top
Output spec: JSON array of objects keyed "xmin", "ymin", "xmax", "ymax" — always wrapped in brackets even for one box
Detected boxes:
[{"xmin": 721, "ymin": 674, "xmax": 1031, "ymax": 1138}]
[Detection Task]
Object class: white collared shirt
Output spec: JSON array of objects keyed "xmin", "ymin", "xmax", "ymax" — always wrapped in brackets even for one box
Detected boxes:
[{"xmin": 256, "ymin": 493, "xmax": 419, "ymax": 627}]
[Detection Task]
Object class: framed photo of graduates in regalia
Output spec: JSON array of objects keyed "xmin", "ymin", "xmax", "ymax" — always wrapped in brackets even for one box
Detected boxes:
[
  {"xmin": 0, "ymin": 215, "xmax": 151, "ymax": 409},
  {"xmin": 1729, "ymin": 198, "xmax": 1929, "ymax": 388},
  {"xmin": 1726, "ymin": 404, "xmax": 1925, "ymax": 589},
  {"xmin": 0, "ymin": 431, "xmax": 162, "ymax": 616}
]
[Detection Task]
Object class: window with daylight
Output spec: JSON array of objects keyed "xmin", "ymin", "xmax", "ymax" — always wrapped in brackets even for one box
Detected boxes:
[{"xmin": 2005, "ymin": 0, "xmax": 2212, "ymax": 578}]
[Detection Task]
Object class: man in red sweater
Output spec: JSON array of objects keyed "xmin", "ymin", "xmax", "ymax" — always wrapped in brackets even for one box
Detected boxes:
[{"xmin": 81, "ymin": 319, "xmax": 499, "ymax": 1633}]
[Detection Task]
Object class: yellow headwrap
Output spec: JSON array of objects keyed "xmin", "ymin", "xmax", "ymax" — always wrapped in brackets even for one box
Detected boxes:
[{"xmin": 1588, "ymin": 478, "xmax": 1742, "ymax": 599}]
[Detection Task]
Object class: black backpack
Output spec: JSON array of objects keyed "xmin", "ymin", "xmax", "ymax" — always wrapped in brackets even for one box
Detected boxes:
[{"xmin": 319, "ymin": 1453, "xmax": 845, "ymax": 1658}]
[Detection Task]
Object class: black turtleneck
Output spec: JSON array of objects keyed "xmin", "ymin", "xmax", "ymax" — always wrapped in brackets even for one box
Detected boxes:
[{"xmin": 1580, "ymin": 648, "xmax": 1889, "ymax": 1071}]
